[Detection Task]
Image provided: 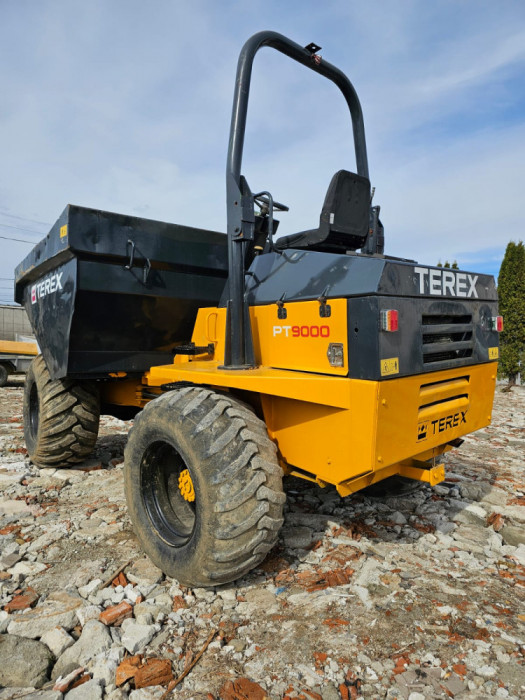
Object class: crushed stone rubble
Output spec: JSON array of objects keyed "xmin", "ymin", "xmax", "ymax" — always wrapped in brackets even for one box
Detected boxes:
[{"xmin": 0, "ymin": 379, "xmax": 524, "ymax": 699}]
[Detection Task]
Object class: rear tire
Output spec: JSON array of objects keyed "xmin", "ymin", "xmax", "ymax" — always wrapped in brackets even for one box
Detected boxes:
[
  {"xmin": 0, "ymin": 364, "xmax": 8, "ymax": 387},
  {"xmin": 23, "ymin": 355, "xmax": 100, "ymax": 467},
  {"xmin": 124, "ymin": 387, "xmax": 285, "ymax": 587}
]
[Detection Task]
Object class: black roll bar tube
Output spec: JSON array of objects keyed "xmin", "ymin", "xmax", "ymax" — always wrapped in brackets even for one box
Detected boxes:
[{"xmin": 223, "ymin": 30, "xmax": 370, "ymax": 369}]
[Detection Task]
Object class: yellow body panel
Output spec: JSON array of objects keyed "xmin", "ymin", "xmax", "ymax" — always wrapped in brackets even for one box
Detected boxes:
[
  {"xmin": 252, "ymin": 299, "xmax": 348, "ymax": 375},
  {"xmin": 374, "ymin": 363, "xmax": 496, "ymax": 471},
  {"xmin": 182, "ymin": 301, "xmax": 348, "ymax": 375}
]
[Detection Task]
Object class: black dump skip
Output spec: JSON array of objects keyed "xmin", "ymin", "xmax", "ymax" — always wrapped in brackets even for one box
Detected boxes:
[{"xmin": 15, "ymin": 205, "xmax": 228, "ymax": 379}]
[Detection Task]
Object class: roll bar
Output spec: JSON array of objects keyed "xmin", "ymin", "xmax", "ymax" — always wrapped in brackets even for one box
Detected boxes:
[{"xmin": 224, "ymin": 30, "xmax": 369, "ymax": 368}]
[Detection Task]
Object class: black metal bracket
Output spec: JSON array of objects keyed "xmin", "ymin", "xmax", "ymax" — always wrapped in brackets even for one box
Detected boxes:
[
  {"xmin": 318, "ymin": 287, "xmax": 332, "ymax": 317},
  {"xmin": 276, "ymin": 293, "xmax": 287, "ymax": 319},
  {"xmin": 319, "ymin": 303, "xmax": 331, "ymax": 318},
  {"xmin": 125, "ymin": 239, "xmax": 151, "ymax": 284},
  {"xmin": 173, "ymin": 343, "xmax": 215, "ymax": 357},
  {"xmin": 305, "ymin": 42, "xmax": 322, "ymax": 54},
  {"xmin": 253, "ymin": 190, "xmax": 275, "ymax": 250}
]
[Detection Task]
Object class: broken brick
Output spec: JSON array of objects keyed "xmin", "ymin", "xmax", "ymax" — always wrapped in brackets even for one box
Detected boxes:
[
  {"xmin": 53, "ymin": 667, "xmax": 86, "ymax": 693},
  {"xmin": 338, "ymin": 683, "xmax": 350, "ymax": 700},
  {"xmin": 219, "ymin": 677, "xmax": 268, "ymax": 700},
  {"xmin": 453, "ymin": 663, "xmax": 467, "ymax": 676},
  {"xmin": 296, "ymin": 567, "xmax": 354, "ymax": 592},
  {"xmin": 116, "ymin": 655, "xmax": 142, "ymax": 686},
  {"xmin": 172, "ymin": 595, "xmax": 186, "ymax": 612},
  {"xmin": 0, "ymin": 524, "xmax": 21, "ymax": 536},
  {"xmin": 313, "ymin": 651, "xmax": 328, "ymax": 665},
  {"xmin": 4, "ymin": 587, "xmax": 39, "ymax": 612},
  {"xmin": 487, "ymin": 512, "xmax": 505, "ymax": 531},
  {"xmin": 112, "ymin": 571, "xmax": 128, "ymax": 587},
  {"xmin": 69, "ymin": 673, "xmax": 91, "ymax": 690},
  {"xmin": 323, "ymin": 618, "xmax": 350, "ymax": 629},
  {"xmin": 134, "ymin": 658, "xmax": 173, "ymax": 688},
  {"xmin": 99, "ymin": 600, "xmax": 133, "ymax": 626}
]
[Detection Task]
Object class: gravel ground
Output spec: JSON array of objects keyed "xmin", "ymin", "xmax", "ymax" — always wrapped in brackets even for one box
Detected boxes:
[{"xmin": 0, "ymin": 378, "xmax": 523, "ymax": 700}]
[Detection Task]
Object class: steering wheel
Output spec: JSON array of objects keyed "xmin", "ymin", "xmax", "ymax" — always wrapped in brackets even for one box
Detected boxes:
[{"xmin": 254, "ymin": 195, "xmax": 289, "ymax": 213}]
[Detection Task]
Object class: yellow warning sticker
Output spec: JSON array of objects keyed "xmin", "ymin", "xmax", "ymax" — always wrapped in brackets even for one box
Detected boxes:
[
  {"xmin": 488, "ymin": 347, "xmax": 499, "ymax": 360},
  {"xmin": 380, "ymin": 357, "xmax": 399, "ymax": 376},
  {"xmin": 60, "ymin": 224, "xmax": 68, "ymax": 239},
  {"xmin": 417, "ymin": 421, "xmax": 429, "ymax": 442}
]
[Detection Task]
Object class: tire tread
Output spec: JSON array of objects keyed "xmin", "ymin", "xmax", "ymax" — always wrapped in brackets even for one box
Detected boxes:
[
  {"xmin": 24, "ymin": 355, "xmax": 100, "ymax": 468},
  {"xmin": 124, "ymin": 386, "xmax": 285, "ymax": 586}
]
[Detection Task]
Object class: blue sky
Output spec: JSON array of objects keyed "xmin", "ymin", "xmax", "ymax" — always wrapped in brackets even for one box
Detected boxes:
[{"xmin": 1, "ymin": 0, "xmax": 524, "ymax": 303}]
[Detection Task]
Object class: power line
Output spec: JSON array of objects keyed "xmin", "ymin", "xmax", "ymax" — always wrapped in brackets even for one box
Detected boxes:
[
  {"xmin": 0, "ymin": 222, "xmax": 46, "ymax": 235},
  {"xmin": 0, "ymin": 277, "xmax": 14, "ymax": 281},
  {"xmin": 0, "ymin": 234, "xmax": 35, "ymax": 244},
  {"xmin": 0, "ymin": 212, "xmax": 51, "ymax": 227}
]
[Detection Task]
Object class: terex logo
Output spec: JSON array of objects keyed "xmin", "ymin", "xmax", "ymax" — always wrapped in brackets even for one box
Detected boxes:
[
  {"xmin": 414, "ymin": 267, "xmax": 478, "ymax": 298},
  {"xmin": 31, "ymin": 272, "xmax": 63, "ymax": 304},
  {"xmin": 417, "ymin": 410, "xmax": 467, "ymax": 442},
  {"xmin": 432, "ymin": 410, "xmax": 467, "ymax": 435}
]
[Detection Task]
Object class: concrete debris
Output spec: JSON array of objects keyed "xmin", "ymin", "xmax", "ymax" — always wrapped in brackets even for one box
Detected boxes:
[
  {"xmin": 120, "ymin": 620, "xmax": 158, "ymax": 654},
  {"xmin": 7, "ymin": 597, "xmax": 81, "ymax": 638},
  {"xmin": 0, "ymin": 380, "xmax": 524, "ymax": 699},
  {"xmin": 51, "ymin": 620, "xmax": 113, "ymax": 680},
  {"xmin": 40, "ymin": 625, "xmax": 76, "ymax": 657},
  {"xmin": 65, "ymin": 678, "xmax": 104, "ymax": 699},
  {"xmin": 0, "ymin": 633, "xmax": 54, "ymax": 688}
]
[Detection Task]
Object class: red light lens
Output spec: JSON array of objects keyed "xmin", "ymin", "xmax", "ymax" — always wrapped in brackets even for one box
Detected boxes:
[
  {"xmin": 380, "ymin": 309, "xmax": 399, "ymax": 332},
  {"xmin": 491, "ymin": 316, "xmax": 504, "ymax": 332},
  {"xmin": 390, "ymin": 310, "xmax": 399, "ymax": 331}
]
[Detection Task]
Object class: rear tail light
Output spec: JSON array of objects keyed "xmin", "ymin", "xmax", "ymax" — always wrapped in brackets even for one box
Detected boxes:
[
  {"xmin": 380, "ymin": 309, "xmax": 399, "ymax": 332},
  {"xmin": 491, "ymin": 316, "xmax": 504, "ymax": 332}
]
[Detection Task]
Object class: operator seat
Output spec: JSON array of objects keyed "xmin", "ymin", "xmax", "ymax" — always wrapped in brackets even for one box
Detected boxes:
[{"xmin": 275, "ymin": 169, "xmax": 371, "ymax": 253}]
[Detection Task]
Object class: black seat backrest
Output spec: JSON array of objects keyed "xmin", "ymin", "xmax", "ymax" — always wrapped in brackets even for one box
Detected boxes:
[
  {"xmin": 319, "ymin": 170, "xmax": 371, "ymax": 248},
  {"xmin": 275, "ymin": 169, "xmax": 371, "ymax": 253}
]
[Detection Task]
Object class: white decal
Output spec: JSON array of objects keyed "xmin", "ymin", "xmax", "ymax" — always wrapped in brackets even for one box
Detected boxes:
[
  {"xmin": 414, "ymin": 267, "xmax": 478, "ymax": 298},
  {"xmin": 273, "ymin": 326, "xmax": 291, "ymax": 337},
  {"xmin": 31, "ymin": 272, "xmax": 63, "ymax": 304}
]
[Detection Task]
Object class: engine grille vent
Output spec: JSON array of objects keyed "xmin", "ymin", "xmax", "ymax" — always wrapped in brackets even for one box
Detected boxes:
[{"xmin": 421, "ymin": 314, "xmax": 473, "ymax": 366}]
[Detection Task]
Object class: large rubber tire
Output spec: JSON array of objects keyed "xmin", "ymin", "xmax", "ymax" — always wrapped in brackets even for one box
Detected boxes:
[
  {"xmin": 124, "ymin": 387, "xmax": 285, "ymax": 587},
  {"xmin": 0, "ymin": 364, "xmax": 8, "ymax": 387},
  {"xmin": 23, "ymin": 355, "xmax": 100, "ymax": 468}
]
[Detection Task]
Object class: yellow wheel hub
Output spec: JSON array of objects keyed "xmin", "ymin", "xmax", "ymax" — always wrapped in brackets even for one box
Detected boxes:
[{"xmin": 178, "ymin": 469, "xmax": 195, "ymax": 502}]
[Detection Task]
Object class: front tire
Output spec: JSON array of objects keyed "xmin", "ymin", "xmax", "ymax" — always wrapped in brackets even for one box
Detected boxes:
[
  {"xmin": 124, "ymin": 387, "xmax": 285, "ymax": 587},
  {"xmin": 0, "ymin": 364, "xmax": 8, "ymax": 387},
  {"xmin": 23, "ymin": 355, "xmax": 100, "ymax": 467}
]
